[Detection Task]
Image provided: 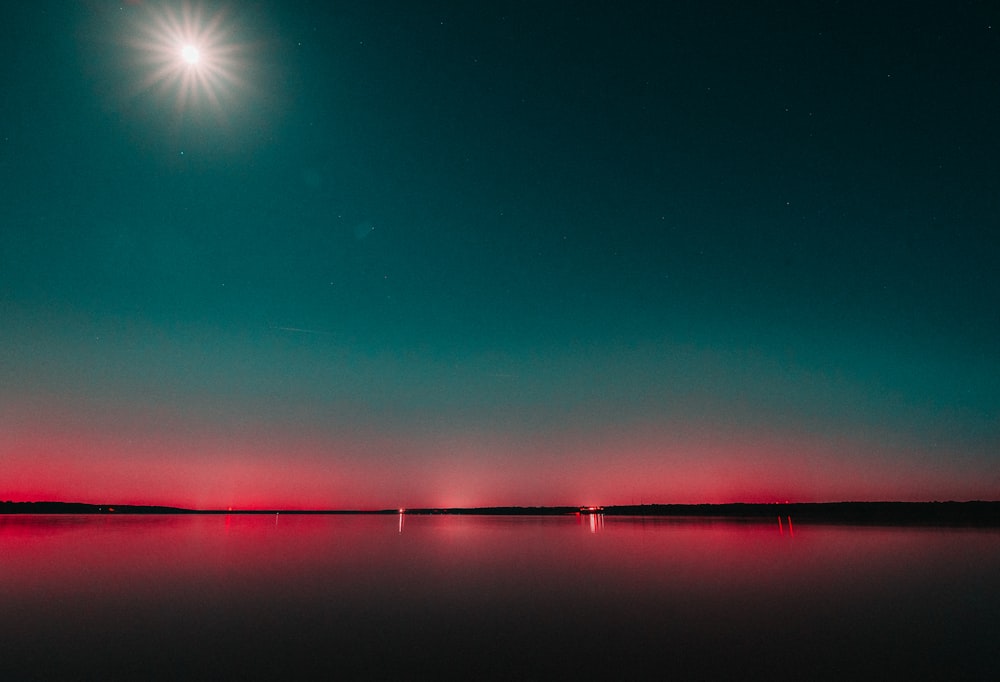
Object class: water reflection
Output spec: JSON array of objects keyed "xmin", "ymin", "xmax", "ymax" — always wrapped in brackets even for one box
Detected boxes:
[
  {"xmin": 588, "ymin": 512, "xmax": 604, "ymax": 533},
  {"xmin": 0, "ymin": 514, "xmax": 997, "ymax": 680}
]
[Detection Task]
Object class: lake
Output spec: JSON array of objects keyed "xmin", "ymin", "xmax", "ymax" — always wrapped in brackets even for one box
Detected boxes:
[{"xmin": 2, "ymin": 513, "xmax": 998, "ymax": 680}]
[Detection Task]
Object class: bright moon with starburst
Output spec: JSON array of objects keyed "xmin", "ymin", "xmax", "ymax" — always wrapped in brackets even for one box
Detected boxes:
[{"xmin": 126, "ymin": 2, "xmax": 248, "ymax": 119}]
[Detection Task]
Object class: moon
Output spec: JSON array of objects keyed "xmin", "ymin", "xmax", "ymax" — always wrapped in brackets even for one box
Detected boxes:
[
  {"xmin": 123, "ymin": 2, "xmax": 252, "ymax": 119},
  {"xmin": 181, "ymin": 45, "xmax": 200, "ymax": 65}
]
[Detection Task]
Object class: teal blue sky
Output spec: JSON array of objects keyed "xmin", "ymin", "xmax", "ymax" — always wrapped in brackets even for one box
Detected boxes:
[{"xmin": 2, "ymin": 1, "xmax": 998, "ymax": 508}]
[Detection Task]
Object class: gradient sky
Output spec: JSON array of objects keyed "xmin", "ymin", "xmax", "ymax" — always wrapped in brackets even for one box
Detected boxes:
[{"xmin": 2, "ymin": 0, "xmax": 998, "ymax": 509}]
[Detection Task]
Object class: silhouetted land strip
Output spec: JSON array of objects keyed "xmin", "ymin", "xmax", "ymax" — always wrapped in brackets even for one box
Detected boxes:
[
  {"xmin": 399, "ymin": 502, "xmax": 1000, "ymax": 526},
  {"xmin": 3, "ymin": 500, "xmax": 1000, "ymax": 525},
  {"xmin": 0, "ymin": 502, "xmax": 371, "ymax": 515},
  {"xmin": 603, "ymin": 501, "xmax": 1000, "ymax": 526},
  {"xmin": 0, "ymin": 502, "xmax": 195, "ymax": 514}
]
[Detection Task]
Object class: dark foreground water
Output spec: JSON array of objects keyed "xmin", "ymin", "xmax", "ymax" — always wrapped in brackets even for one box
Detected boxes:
[{"xmin": 1, "ymin": 514, "xmax": 998, "ymax": 680}]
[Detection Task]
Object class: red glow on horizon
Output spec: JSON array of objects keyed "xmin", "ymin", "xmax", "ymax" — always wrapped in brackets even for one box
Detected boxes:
[{"xmin": 2, "ymin": 398, "xmax": 995, "ymax": 509}]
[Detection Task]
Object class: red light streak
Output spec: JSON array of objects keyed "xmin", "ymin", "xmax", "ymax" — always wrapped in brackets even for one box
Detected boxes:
[{"xmin": 588, "ymin": 513, "xmax": 605, "ymax": 533}]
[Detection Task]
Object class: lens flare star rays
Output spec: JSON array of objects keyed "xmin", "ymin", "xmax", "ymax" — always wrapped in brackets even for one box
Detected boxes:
[{"xmin": 125, "ymin": 2, "xmax": 250, "ymax": 125}]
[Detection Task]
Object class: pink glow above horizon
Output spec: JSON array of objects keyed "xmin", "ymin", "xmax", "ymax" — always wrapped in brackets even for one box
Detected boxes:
[{"xmin": 2, "ymin": 399, "xmax": 992, "ymax": 509}]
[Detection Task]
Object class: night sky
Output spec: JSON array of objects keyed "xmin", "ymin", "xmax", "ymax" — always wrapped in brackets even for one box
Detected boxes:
[{"xmin": 2, "ymin": 1, "xmax": 998, "ymax": 509}]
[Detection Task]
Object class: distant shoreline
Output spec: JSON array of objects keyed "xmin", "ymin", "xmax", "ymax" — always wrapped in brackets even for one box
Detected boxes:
[{"xmin": 3, "ymin": 501, "xmax": 999, "ymax": 526}]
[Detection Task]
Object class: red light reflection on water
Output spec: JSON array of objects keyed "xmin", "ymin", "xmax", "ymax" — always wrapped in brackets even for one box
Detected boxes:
[
  {"xmin": 1, "ymin": 514, "xmax": 998, "ymax": 680},
  {"xmin": 588, "ymin": 513, "xmax": 604, "ymax": 533}
]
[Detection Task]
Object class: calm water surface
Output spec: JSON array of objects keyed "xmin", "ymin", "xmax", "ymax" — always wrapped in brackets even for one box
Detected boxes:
[{"xmin": 2, "ymin": 514, "xmax": 998, "ymax": 680}]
